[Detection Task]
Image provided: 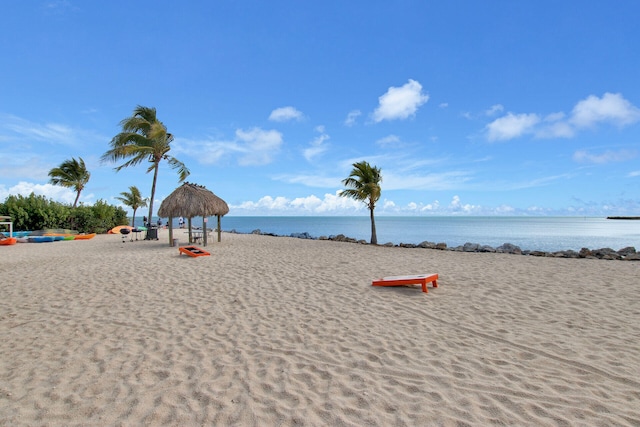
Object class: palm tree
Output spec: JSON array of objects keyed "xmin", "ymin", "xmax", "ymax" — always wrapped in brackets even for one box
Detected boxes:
[
  {"xmin": 48, "ymin": 157, "xmax": 91, "ymax": 208},
  {"xmin": 340, "ymin": 161, "xmax": 382, "ymax": 244},
  {"xmin": 116, "ymin": 186, "xmax": 147, "ymax": 227},
  {"xmin": 101, "ymin": 106, "xmax": 189, "ymax": 237}
]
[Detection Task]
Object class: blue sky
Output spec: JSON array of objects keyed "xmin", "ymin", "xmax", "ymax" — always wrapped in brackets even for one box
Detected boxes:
[{"xmin": 2, "ymin": 1, "xmax": 640, "ymax": 217}]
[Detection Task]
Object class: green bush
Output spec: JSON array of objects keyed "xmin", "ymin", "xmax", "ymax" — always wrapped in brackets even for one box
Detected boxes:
[
  {"xmin": 0, "ymin": 193, "xmax": 129, "ymax": 234},
  {"xmin": 0, "ymin": 193, "xmax": 70, "ymax": 231}
]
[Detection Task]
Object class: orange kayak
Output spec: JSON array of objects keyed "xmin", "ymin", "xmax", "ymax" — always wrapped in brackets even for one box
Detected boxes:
[
  {"xmin": 0, "ymin": 237, "xmax": 17, "ymax": 246},
  {"xmin": 74, "ymin": 233, "xmax": 96, "ymax": 240}
]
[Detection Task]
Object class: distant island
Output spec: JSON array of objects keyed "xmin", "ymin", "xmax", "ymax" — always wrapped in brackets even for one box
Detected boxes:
[{"xmin": 607, "ymin": 216, "xmax": 640, "ymax": 220}]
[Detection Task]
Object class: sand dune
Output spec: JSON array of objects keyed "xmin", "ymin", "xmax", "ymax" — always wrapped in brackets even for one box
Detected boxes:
[{"xmin": 1, "ymin": 230, "xmax": 639, "ymax": 426}]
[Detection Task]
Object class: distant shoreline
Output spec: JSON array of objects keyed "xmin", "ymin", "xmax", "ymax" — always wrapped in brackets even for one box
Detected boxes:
[{"xmin": 607, "ymin": 216, "xmax": 640, "ymax": 220}]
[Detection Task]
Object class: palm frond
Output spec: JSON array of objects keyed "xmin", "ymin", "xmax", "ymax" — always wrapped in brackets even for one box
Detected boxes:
[
  {"xmin": 48, "ymin": 157, "xmax": 90, "ymax": 208},
  {"xmin": 102, "ymin": 105, "xmax": 191, "ymax": 230},
  {"xmin": 166, "ymin": 156, "xmax": 191, "ymax": 182},
  {"xmin": 114, "ymin": 154, "xmax": 148, "ymax": 172},
  {"xmin": 340, "ymin": 160, "xmax": 382, "ymax": 206},
  {"xmin": 339, "ymin": 160, "xmax": 382, "ymax": 244}
]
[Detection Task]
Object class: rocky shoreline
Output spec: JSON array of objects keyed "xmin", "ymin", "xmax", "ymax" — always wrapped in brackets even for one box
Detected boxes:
[{"xmin": 233, "ymin": 229, "xmax": 640, "ymax": 261}]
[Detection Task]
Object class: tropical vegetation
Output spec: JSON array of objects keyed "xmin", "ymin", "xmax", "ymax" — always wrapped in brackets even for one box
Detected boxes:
[
  {"xmin": 48, "ymin": 157, "xmax": 91, "ymax": 208},
  {"xmin": 0, "ymin": 193, "xmax": 127, "ymax": 234},
  {"xmin": 101, "ymin": 105, "xmax": 189, "ymax": 238},
  {"xmin": 340, "ymin": 161, "xmax": 383, "ymax": 245},
  {"xmin": 116, "ymin": 186, "xmax": 147, "ymax": 227}
]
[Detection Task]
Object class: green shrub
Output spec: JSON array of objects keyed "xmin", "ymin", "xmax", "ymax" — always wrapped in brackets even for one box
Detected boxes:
[
  {"xmin": 0, "ymin": 193, "xmax": 129, "ymax": 234},
  {"xmin": 0, "ymin": 193, "xmax": 69, "ymax": 231}
]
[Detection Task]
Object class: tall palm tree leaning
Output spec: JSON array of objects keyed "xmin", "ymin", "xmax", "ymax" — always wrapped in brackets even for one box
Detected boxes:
[
  {"xmin": 101, "ymin": 106, "xmax": 189, "ymax": 237},
  {"xmin": 340, "ymin": 160, "xmax": 382, "ymax": 245},
  {"xmin": 48, "ymin": 157, "xmax": 91, "ymax": 208},
  {"xmin": 116, "ymin": 185, "xmax": 147, "ymax": 227}
]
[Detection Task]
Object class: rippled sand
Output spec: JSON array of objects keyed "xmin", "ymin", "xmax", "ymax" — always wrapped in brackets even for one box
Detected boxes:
[{"xmin": 1, "ymin": 230, "xmax": 639, "ymax": 426}]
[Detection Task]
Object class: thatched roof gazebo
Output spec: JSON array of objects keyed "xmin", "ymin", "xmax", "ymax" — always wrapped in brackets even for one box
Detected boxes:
[{"xmin": 158, "ymin": 182, "xmax": 229, "ymax": 247}]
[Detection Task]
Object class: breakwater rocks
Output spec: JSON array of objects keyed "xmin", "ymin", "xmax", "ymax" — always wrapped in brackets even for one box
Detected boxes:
[
  {"xmin": 231, "ymin": 229, "xmax": 640, "ymax": 261},
  {"xmin": 394, "ymin": 241, "xmax": 640, "ymax": 261}
]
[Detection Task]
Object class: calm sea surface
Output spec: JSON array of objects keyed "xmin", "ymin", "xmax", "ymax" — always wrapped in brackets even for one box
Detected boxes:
[{"xmin": 144, "ymin": 216, "xmax": 640, "ymax": 252}]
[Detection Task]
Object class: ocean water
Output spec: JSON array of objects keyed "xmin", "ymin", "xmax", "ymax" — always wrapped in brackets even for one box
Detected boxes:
[{"xmin": 139, "ymin": 216, "xmax": 640, "ymax": 252}]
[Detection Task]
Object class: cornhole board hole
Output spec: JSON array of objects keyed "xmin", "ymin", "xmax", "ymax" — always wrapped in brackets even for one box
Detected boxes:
[
  {"xmin": 372, "ymin": 273, "xmax": 438, "ymax": 293},
  {"xmin": 178, "ymin": 246, "xmax": 211, "ymax": 257}
]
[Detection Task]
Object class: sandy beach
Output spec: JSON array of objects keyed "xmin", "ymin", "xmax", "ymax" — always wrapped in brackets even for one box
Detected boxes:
[{"xmin": 1, "ymin": 229, "xmax": 639, "ymax": 426}]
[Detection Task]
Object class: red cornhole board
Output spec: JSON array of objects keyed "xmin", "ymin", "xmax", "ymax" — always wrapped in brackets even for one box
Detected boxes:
[
  {"xmin": 178, "ymin": 246, "xmax": 210, "ymax": 257},
  {"xmin": 372, "ymin": 273, "xmax": 439, "ymax": 293}
]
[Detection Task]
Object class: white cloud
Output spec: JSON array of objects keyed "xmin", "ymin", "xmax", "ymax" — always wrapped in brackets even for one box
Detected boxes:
[
  {"xmin": 42, "ymin": 0, "xmax": 79, "ymax": 14},
  {"xmin": 376, "ymin": 134, "xmax": 401, "ymax": 146},
  {"xmin": 536, "ymin": 113, "xmax": 575, "ymax": 138},
  {"xmin": 229, "ymin": 191, "xmax": 638, "ymax": 217},
  {"xmin": 0, "ymin": 155, "xmax": 50, "ymax": 180},
  {"xmin": 200, "ymin": 141, "xmax": 241, "ymax": 165},
  {"xmin": 303, "ymin": 128, "xmax": 330, "ymax": 161},
  {"xmin": 272, "ymin": 173, "xmax": 341, "ymax": 188},
  {"xmin": 315, "ymin": 192, "xmax": 363, "ymax": 212},
  {"xmin": 544, "ymin": 112, "xmax": 565, "ymax": 122},
  {"xmin": 269, "ymin": 106, "xmax": 303, "ymax": 122},
  {"xmin": 573, "ymin": 149, "xmax": 637, "ymax": 164},
  {"xmin": 628, "ymin": 171, "xmax": 640, "ymax": 177},
  {"xmin": 0, "ymin": 113, "xmax": 103, "ymax": 147},
  {"xmin": 344, "ymin": 110, "xmax": 361, "ymax": 126},
  {"xmin": 0, "ymin": 181, "xmax": 85, "ymax": 205},
  {"xmin": 231, "ymin": 191, "xmax": 363, "ymax": 215},
  {"xmin": 422, "ymin": 200, "xmax": 440, "ymax": 211},
  {"xmin": 383, "ymin": 200, "xmax": 396, "ymax": 209},
  {"xmin": 236, "ymin": 128, "xmax": 283, "ymax": 165},
  {"xmin": 290, "ymin": 194, "xmax": 323, "ymax": 211},
  {"xmin": 182, "ymin": 127, "xmax": 283, "ymax": 166},
  {"xmin": 376, "ymin": 196, "xmax": 485, "ymax": 215},
  {"xmin": 235, "ymin": 195, "xmax": 291, "ymax": 211},
  {"xmin": 484, "ymin": 93, "xmax": 640, "ymax": 141},
  {"xmin": 485, "ymin": 104, "xmax": 504, "ymax": 116},
  {"xmin": 485, "ymin": 112, "xmax": 540, "ymax": 141},
  {"xmin": 570, "ymin": 93, "xmax": 640, "ymax": 128},
  {"xmin": 372, "ymin": 79, "xmax": 429, "ymax": 122},
  {"xmin": 383, "ymin": 170, "xmax": 472, "ymax": 191},
  {"xmin": 449, "ymin": 195, "xmax": 480, "ymax": 213}
]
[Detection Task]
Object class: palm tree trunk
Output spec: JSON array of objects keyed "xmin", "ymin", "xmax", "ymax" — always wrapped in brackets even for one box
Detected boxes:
[
  {"xmin": 369, "ymin": 207, "xmax": 377, "ymax": 245},
  {"xmin": 73, "ymin": 191, "xmax": 81, "ymax": 208},
  {"xmin": 146, "ymin": 163, "xmax": 160, "ymax": 238},
  {"xmin": 132, "ymin": 208, "xmax": 137, "ymax": 227}
]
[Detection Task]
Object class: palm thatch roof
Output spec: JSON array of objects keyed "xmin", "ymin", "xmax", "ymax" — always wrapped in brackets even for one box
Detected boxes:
[
  {"xmin": 158, "ymin": 182, "xmax": 229, "ymax": 218},
  {"xmin": 158, "ymin": 182, "xmax": 229, "ymax": 246}
]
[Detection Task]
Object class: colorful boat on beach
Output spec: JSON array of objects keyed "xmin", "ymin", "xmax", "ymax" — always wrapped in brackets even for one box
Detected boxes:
[
  {"xmin": 0, "ymin": 237, "xmax": 17, "ymax": 246},
  {"xmin": 43, "ymin": 229, "xmax": 79, "ymax": 238},
  {"xmin": 12, "ymin": 231, "xmax": 32, "ymax": 238},
  {"xmin": 74, "ymin": 233, "xmax": 96, "ymax": 240},
  {"xmin": 41, "ymin": 229, "xmax": 94, "ymax": 240},
  {"xmin": 5, "ymin": 230, "xmax": 95, "ymax": 242},
  {"xmin": 28, "ymin": 236, "xmax": 56, "ymax": 243},
  {"xmin": 44, "ymin": 233, "xmax": 80, "ymax": 241}
]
